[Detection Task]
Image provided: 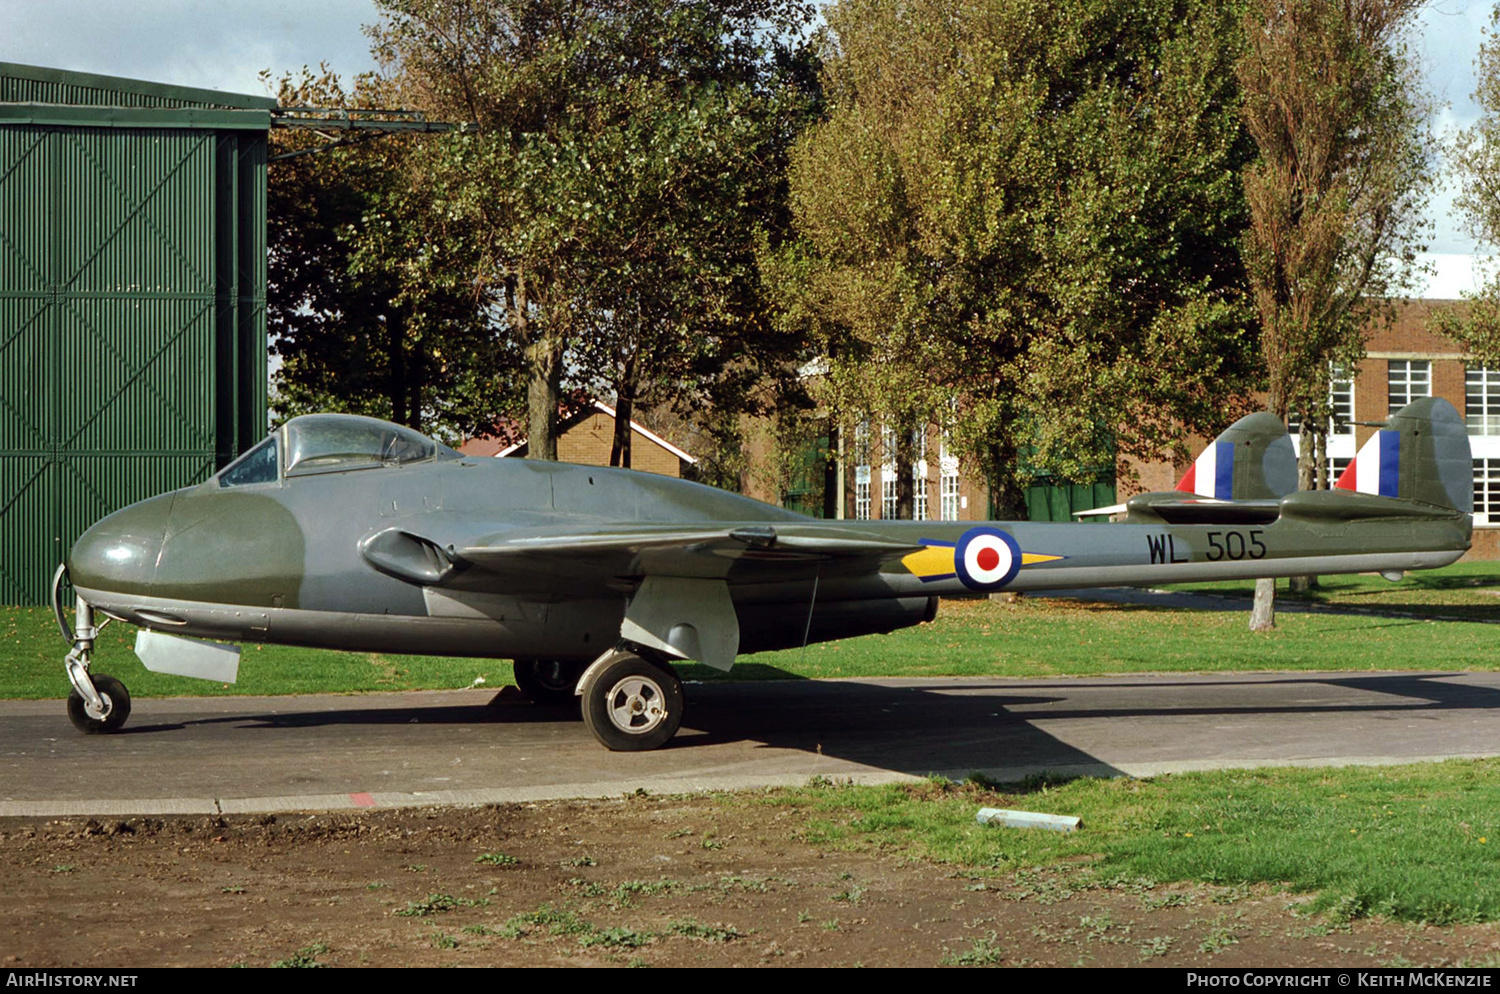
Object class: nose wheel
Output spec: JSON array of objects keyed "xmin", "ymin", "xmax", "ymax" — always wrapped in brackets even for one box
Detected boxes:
[
  {"xmin": 54, "ymin": 564, "xmax": 130, "ymax": 735},
  {"xmin": 66, "ymin": 673, "xmax": 131, "ymax": 734},
  {"xmin": 578, "ymin": 649, "xmax": 684, "ymax": 751}
]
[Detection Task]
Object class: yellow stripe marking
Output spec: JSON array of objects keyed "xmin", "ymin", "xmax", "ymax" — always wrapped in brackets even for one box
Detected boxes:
[{"xmin": 901, "ymin": 545, "xmax": 956, "ymax": 578}]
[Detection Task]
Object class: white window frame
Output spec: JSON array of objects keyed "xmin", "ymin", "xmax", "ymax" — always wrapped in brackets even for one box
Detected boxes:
[
  {"xmin": 1476, "ymin": 458, "xmax": 1500, "ymax": 526},
  {"xmin": 939, "ymin": 442, "xmax": 961, "ymax": 521},
  {"xmin": 911, "ymin": 426, "xmax": 929, "ymax": 521},
  {"xmin": 1388, "ymin": 359, "xmax": 1431, "ymax": 415},
  {"xmin": 1467, "ymin": 365, "xmax": 1500, "ymax": 437},
  {"xmin": 853, "ymin": 421, "xmax": 871, "ymax": 521}
]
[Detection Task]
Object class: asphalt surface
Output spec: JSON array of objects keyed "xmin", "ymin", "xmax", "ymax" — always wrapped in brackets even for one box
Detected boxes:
[
  {"xmin": 6, "ymin": 587, "xmax": 1497, "ymax": 819},
  {"xmin": 5, "ymin": 668, "xmax": 1500, "ymax": 818}
]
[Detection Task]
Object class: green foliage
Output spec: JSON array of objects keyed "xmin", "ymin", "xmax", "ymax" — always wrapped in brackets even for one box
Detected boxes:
[
  {"xmin": 474, "ymin": 851, "xmax": 520, "ymax": 866},
  {"xmin": 266, "ymin": 69, "xmax": 518, "ymax": 445},
  {"xmin": 392, "ymin": 892, "xmax": 485, "ymax": 916},
  {"xmin": 1444, "ymin": 4, "xmax": 1500, "ymax": 363},
  {"xmin": 770, "ymin": 0, "xmax": 1260, "ymax": 514},
  {"xmin": 371, "ymin": 0, "xmax": 819, "ymax": 460},
  {"xmin": 1238, "ymin": 0, "xmax": 1432, "ymax": 482},
  {"xmin": 271, "ymin": 942, "xmax": 330, "ymax": 968}
]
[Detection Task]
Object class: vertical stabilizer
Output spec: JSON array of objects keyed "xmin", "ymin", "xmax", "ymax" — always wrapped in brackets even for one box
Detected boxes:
[
  {"xmin": 1175, "ymin": 411, "xmax": 1296, "ymax": 500},
  {"xmin": 1333, "ymin": 398, "xmax": 1472, "ymax": 512}
]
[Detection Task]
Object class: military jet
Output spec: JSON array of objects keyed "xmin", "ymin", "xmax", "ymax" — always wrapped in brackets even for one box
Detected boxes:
[{"xmin": 54, "ymin": 398, "xmax": 1473, "ymax": 751}]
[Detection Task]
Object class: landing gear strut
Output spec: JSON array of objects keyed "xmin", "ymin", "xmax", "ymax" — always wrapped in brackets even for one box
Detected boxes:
[{"xmin": 53, "ymin": 564, "xmax": 130, "ymax": 734}]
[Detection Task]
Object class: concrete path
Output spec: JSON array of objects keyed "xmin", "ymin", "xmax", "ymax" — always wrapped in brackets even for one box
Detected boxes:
[{"xmin": 4, "ymin": 669, "xmax": 1499, "ymax": 818}]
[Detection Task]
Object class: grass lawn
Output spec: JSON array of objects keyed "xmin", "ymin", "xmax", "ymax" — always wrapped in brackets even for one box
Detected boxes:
[
  {"xmin": 4, "ymin": 560, "xmax": 1500, "ymax": 700},
  {"xmin": 1160, "ymin": 559, "xmax": 1500, "ymax": 619},
  {"xmin": 758, "ymin": 760, "xmax": 1500, "ymax": 925}
]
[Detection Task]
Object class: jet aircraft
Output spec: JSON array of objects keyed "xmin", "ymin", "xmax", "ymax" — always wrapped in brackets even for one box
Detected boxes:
[{"xmin": 54, "ymin": 398, "xmax": 1473, "ymax": 751}]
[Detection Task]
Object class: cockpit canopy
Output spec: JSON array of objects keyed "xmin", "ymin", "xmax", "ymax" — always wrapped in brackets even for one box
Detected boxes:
[
  {"xmin": 284, "ymin": 415, "xmax": 443, "ymax": 476},
  {"xmin": 216, "ymin": 414, "xmax": 457, "ymax": 488}
]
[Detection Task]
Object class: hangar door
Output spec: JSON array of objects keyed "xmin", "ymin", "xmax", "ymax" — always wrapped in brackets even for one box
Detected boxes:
[{"xmin": 0, "ymin": 120, "xmax": 267, "ymax": 604}]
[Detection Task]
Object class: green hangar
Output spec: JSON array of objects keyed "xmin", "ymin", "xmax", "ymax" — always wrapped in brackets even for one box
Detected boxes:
[{"xmin": 0, "ymin": 62, "xmax": 270, "ymax": 605}]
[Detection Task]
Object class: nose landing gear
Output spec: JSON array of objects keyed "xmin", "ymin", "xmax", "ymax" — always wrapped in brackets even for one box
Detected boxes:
[{"xmin": 54, "ymin": 564, "xmax": 131, "ymax": 734}]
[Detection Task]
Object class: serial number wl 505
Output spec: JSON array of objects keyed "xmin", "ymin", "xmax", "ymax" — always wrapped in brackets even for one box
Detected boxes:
[
  {"xmin": 1147, "ymin": 530, "xmax": 1267, "ymax": 564},
  {"xmin": 1205, "ymin": 529, "xmax": 1267, "ymax": 561}
]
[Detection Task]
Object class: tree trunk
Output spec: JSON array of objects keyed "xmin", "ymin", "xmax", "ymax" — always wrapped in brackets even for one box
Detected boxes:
[
  {"xmin": 895, "ymin": 421, "xmax": 915, "ymax": 520},
  {"xmin": 987, "ymin": 439, "xmax": 1027, "ymax": 520},
  {"xmin": 525, "ymin": 336, "xmax": 562, "ymax": 461},
  {"xmin": 407, "ymin": 336, "xmax": 422, "ymax": 431},
  {"xmin": 388, "ymin": 312, "xmax": 407, "ymax": 427},
  {"xmin": 1249, "ymin": 576, "xmax": 1277, "ymax": 630},
  {"xmin": 610, "ymin": 353, "xmax": 636, "ymax": 469}
]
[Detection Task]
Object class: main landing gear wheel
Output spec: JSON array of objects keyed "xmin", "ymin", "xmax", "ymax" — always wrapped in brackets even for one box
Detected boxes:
[
  {"xmin": 66, "ymin": 673, "xmax": 131, "ymax": 735},
  {"xmin": 579, "ymin": 650, "xmax": 683, "ymax": 752},
  {"xmin": 513, "ymin": 658, "xmax": 585, "ymax": 706}
]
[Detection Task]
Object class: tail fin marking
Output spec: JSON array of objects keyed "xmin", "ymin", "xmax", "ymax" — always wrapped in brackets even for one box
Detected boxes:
[{"xmin": 1332, "ymin": 398, "xmax": 1471, "ymax": 513}]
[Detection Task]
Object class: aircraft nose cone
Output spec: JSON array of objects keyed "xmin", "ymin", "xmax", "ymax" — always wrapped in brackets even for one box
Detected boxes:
[{"xmin": 67, "ymin": 493, "xmax": 175, "ymax": 595}]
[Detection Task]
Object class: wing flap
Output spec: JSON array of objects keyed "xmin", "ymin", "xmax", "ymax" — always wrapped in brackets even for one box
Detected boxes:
[{"xmin": 454, "ymin": 522, "xmax": 921, "ymax": 570}]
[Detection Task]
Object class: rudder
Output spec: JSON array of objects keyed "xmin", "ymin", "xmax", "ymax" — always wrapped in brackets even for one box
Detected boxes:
[
  {"xmin": 1176, "ymin": 411, "xmax": 1297, "ymax": 501},
  {"xmin": 1333, "ymin": 398, "xmax": 1472, "ymax": 513}
]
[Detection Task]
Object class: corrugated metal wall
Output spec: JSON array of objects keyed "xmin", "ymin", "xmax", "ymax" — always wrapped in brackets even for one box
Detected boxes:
[{"xmin": 0, "ymin": 66, "xmax": 268, "ymax": 604}]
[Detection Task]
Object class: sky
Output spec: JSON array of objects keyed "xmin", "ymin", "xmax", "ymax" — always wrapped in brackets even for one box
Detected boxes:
[{"xmin": 0, "ymin": 0, "xmax": 1495, "ymax": 296}]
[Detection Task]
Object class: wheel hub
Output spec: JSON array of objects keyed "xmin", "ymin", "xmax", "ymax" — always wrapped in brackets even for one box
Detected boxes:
[
  {"xmin": 605, "ymin": 676, "xmax": 667, "ymax": 734},
  {"xmin": 83, "ymin": 692, "xmax": 112, "ymax": 721}
]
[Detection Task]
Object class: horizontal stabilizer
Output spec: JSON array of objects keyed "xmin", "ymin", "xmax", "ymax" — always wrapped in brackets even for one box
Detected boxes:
[
  {"xmin": 1125, "ymin": 493, "xmax": 1282, "ymax": 525},
  {"xmin": 1279, "ymin": 488, "xmax": 1469, "ymax": 522}
]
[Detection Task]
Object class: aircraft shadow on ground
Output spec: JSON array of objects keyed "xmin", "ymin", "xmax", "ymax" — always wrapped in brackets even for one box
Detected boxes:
[{"xmin": 108, "ymin": 670, "xmax": 1500, "ymax": 785}]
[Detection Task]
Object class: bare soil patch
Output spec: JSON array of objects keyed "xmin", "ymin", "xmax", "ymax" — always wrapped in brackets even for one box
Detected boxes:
[{"xmin": 2, "ymin": 794, "xmax": 1497, "ymax": 968}]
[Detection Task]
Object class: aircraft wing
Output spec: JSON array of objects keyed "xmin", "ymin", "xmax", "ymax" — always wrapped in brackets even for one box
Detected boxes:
[{"xmin": 361, "ymin": 515, "xmax": 923, "ymax": 590}]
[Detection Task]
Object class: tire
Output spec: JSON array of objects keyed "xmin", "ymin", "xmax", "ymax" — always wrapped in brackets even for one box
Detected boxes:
[
  {"xmin": 66, "ymin": 673, "xmax": 131, "ymax": 735},
  {"xmin": 579, "ymin": 651, "xmax": 683, "ymax": 752},
  {"xmin": 512, "ymin": 658, "xmax": 584, "ymax": 706}
]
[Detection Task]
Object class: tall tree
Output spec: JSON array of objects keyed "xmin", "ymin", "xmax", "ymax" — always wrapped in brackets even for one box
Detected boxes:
[
  {"xmin": 767, "ymin": 0, "xmax": 1261, "ymax": 519},
  {"xmin": 1237, "ymin": 0, "xmax": 1432, "ymax": 629},
  {"xmin": 371, "ymin": 0, "xmax": 815, "ymax": 461},
  {"xmin": 267, "ymin": 69, "xmax": 517, "ymax": 443},
  {"xmin": 1443, "ymin": 4, "xmax": 1500, "ymax": 364}
]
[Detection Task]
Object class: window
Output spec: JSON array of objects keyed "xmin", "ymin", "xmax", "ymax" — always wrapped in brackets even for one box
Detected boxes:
[
  {"xmin": 1476, "ymin": 459, "xmax": 1500, "ymax": 525},
  {"xmin": 853, "ymin": 422, "xmax": 871, "ymax": 520},
  {"xmin": 1330, "ymin": 364, "xmax": 1354, "ymax": 435},
  {"xmin": 911, "ymin": 426, "xmax": 929, "ymax": 521},
  {"xmin": 1467, "ymin": 366, "xmax": 1500, "ymax": 436},
  {"xmin": 218, "ymin": 437, "xmax": 278, "ymax": 488},
  {"xmin": 882, "ymin": 475, "xmax": 898, "ymax": 520},
  {"xmin": 1288, "ymin": 363, "xmax": 1354, "ymax": 436},
  {"xmin": 939, "ymin": 443, "xmax": 961, "ymax": 521},
  {"xmin": 1388, "ymin": 360, "xmax": 1430, "ymax": 415}
]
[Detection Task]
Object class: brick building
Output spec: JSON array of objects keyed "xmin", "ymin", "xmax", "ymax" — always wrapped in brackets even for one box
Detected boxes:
[
  {"xmin": 461, "ymin": 401, "xmax": 697, "ymax": 478},
  {"xmin": 1128, "ymin": 299, "xmax": 1500, "ymax": 558}
]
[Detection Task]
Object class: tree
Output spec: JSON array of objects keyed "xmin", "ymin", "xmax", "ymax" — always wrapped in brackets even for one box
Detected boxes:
[
  {"xmin": 371, "ymin": 0, "xmax": 816, "ymax": 461},
  {"xmin": 267, "ymin": 69, "xmax": 519, "ymax": 443},
  {"xmin": 1236, "ymin": 0, "xmax": 1433, "ymax": 629},
  {"xmin": 1444, "ymin": 5, "xmax": 1500, "ymax": 365},
  {"xmin": 766, "ymin": 0, "xmax": 1261, "ymax": 519}
]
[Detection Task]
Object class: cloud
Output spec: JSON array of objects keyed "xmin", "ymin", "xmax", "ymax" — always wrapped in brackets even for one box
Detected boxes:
[{"xmin": 0, "ymin": 0, "xmax": 381, "ymax": 98}]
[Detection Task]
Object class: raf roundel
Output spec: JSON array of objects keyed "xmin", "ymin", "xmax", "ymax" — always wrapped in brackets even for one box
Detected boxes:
[{"xmin": 954, "ymin": 527, "xmax": 1022, "ymax": 590}]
